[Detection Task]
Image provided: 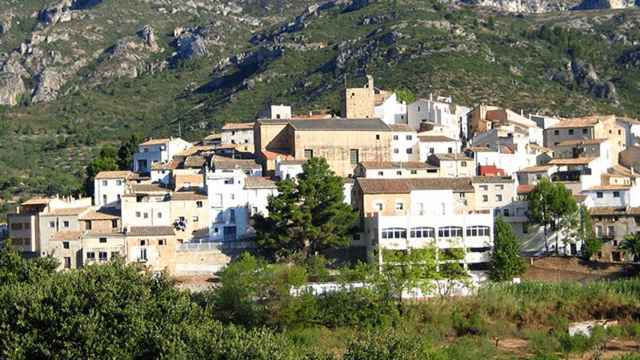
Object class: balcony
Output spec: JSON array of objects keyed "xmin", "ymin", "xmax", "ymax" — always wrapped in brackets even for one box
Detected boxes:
[{"xmin": 465, "ymin": 251, "xmax": 491, "ymax": 264}]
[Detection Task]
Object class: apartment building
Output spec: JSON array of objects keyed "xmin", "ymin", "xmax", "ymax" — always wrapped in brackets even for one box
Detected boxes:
[
  {"xmin": 94, "ymin": 171, "xmax": 137, "ymax": 209},
  {"xmin": 125, "ymin": 226, "xmax": 177, "ymax": 273},
  {"xmin": 407, "ymin": 95, "xmax": 470, "ymax": 139},
  {"xmin": 427, "ymin": 153, "xmax": 475, "ymax": 177},
  {"xmin": 544, "ymin": 116, "xmax": 626, "ymax": 161},
  {"xmin": 170, "ymin": 192, "xmax": 210, "ymax": 243},
  {"xmin": 221, "ymin": 122, "xmax": 255, "ymax": 153},
  {"xmin": 390, "ymin": 124, "xmax": 419, "ymax": 162},
  {"xmin": 255, "ymin": 118, "xmax": 393, "ymax": 177},
  {"xmin": 352, "ymin": 178, "xmax": 494, "ymax": 270},
  {"xmin": 418, "ymin": 135, "xmax": 460, "ymax": 160},
  {"xmin": 354, "ymin": 161, "xmax": 439, "ymax": 179},
  {"xmin": 470, "ymin": 105, "xmax": 538, "ymax": 137},
  {"xmin": 133, "ymin": 137, "xmax": 192, "ymax": 173}
]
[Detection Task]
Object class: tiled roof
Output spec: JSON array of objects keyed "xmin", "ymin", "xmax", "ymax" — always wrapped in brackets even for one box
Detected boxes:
[
  {"xmin": 287, "ymin": 118, "xmax": 392, "ymax": 132},
  {"xmin": 471, "ymin": 176, "xmax": 514, "ymax": 184},
  {"xmin": 79, "ymin": 208, "xmax": 120, "ymax": 220},
  {"xmin": 466, "ymin": 146, "xmax": 493, "ymax": 152},
  {"xmin": 518, "ymin": 165, "xmax": 554, "ymax": 173},
  {"xmin": 130, "ymin": 184, "xmax": 169, "ymax": 193},
  {"xmin": 589, "ymin": 207, "xmax": 639, "ymax": 216},
  {"xmin": 356, "ymin": 177, "xmax": 474, "ymax": 194},
  {"xmin": 22, "ymin": 197, "xmax": 50, "ymax": 206},
  {"xmin": 245, "ymin": 176, "xmax": 277, "ymax": 189},
  {"xmin": 548, "ymin": 115, "xmax": 613, "ymax": 129},
  {"xmin": 43, "ymin": 207, "xmax": 89, "ymax": 216},
  {"xmin": 184, "ymin": 155, "xmax": 206, "ymax": 168},
  {"xmin": 585, "ymin": 185, "xmax": 631, "ymax": 191},
  {"xmin": 517, "ymin": 184, "xmax": 535, "ymax": 194},
  {"xmin": 389, "ymin": 124, "xmax": 415, "ymax": 132},
  {"xmin": 359, "ymin": 161, "xmax": 437, "ymax": 170},
  {"xmin": 126, "ymin": 226, "xmax": 175, "ymax": 237},
  {"xmin": 548, "ymin": 157, "xmax": 596, "ymax": 165},
  {"xmin": 95, "ymin": 171, "xmax": 135, "ymax": 180},
  {"xmin": 556, "ymin": 139, "xmax": 607, "ymax": 147},
  {"xmin": 152, "ymin": 159, "xmax": 181, "ymax": 170},
  {"xmin": 279, "ymin": 160, "xmax": 307, "ymax": 165},
  {"xmin": 170, "ymin": 192, "xmax": 208, "ymax": 201},
  {"xmin": 141, "ymin": 138, "xmax": 171, "ymax": 146},
  {"xmin": 606, "ymin": 165, "xmax": 637, "ymax": 177},
  {"xmin": 430, "ymin": 153, "xmax": 473, "ymax": 161},
  {"xmin": 51, "ymin": 231, "xmax": 83, "ymax": 241},
  {"xmin": 213, "ymin": 159, "xmax": 261, "ymax": 170},
  {"xmin": 222, "ymin": 122, "xmax": 254, "ymax": 131},
  {"xmin": 419, "ymin": 135, "xmax": 456, "ymax": 142}
]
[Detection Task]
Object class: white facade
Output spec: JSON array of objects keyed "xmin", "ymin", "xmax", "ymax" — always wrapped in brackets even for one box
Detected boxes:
[
  {"xmin": 94, "ymin": 174, "xmax": 131, "ymax": 209},
  {"xmin": 121, "ymin": 195, "xmax": 171, "ymax": 228},
  {"xmin": 374, "ymin": 93, "xmax": 407, "ymax": 125},
  {"xmin": 391, "ymin": 130, "xmax": 419, "ymax": 162},
  {"xmin": 133, "ymin": 138, "xmax": 192, "ymax": 173},
  {"xmin": 275, "ymin": 160, "xmax": 305, "ymax": 180},
  {"xmin": 270, "ymin": 105, "xmax": 292, "ymax": 120},
  {"xmin": 583, "ymin": 183, "xmax": 640, "ymax": 208},
  {"xmin": 407, "ymin": 96, "xmax": 471, "ymax": 139},
  {"xmin": 418, "ymin": 137, "xmax": 461, "ymax": 162},
  {"xmin": 221, "ymin": 126, "xmax": 254, "ymax": 147}
]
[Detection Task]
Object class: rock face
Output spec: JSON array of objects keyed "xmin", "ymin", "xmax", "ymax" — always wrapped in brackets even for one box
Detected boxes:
[
  {"xmin": 617, "ymin": 47, "xmax": 640, "ymax": 68},
  {"xmin": 0, "ymin": 14, "xmax": 12, "ymax": 35},
  {"xmin": 32, "ymin": 69, "xmax": 66, "ymax": 104},
  {"xmin": 459, "ymin": 0, "xmax": 581, "ymax": 12},
  {"xmin": 574, "ymin": 0, "xmax": 639, "ymax": 9},
  {"xmin": 0, "ymin": 73, "xmax": 26, "ymax": 106},
  {"xmin": 553, "ymin": 59, "xmax": 619, "ymax": 103}
]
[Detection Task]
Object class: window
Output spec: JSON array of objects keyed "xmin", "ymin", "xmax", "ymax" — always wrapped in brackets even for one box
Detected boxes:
[
  {"xmin": 406, "ymin": 148, "xmax": 413, "ymax": 154},
  {"xmin": 480, "ymin": 185, "xmax": 488, "ymax": 191},
  {"xmin": 224, "ymin": 178, "xmax": 234, "ymax": 185},
  {"xmin": 304, "ymin": 149, "xmax": 313, "ymax": 159},
  {"xmin": 85, "ymin": 221, "xmax": 92, "ymax": 230},
  {"xmin": 63, "ymin": 241, "xmax": 69, "ymax": 249},
  {"xmin": 395, "ymin": 202, "xmax": 404, "ymax": 210},
  {"xmin": 377, "ymin": 171, "xmax": 384, "ymax": 176},
  {"xmin": 102, "ymin": 180, "xmax": 108, "ymax": 186},
  {"xmin": 193, "ymin": 216, "xmax": 199, "ymax": 223},
  {"xmin": 613, "ymin": 191, "xmax": 620, "ymax": 198},
  {"xmin": 554, "ymin": 130, "xmax": 559, "ymax": 135},
  {"xmin": 86, "ymin": 252, "xmax": 95, "ymax": 261},
  {"xmin": 350, "ymin": 149, "xmax": 359, "ymax": 165},
  {"xmin": 139, "ymin": 248, "xmax": 147, "ymax": 261},
  {"xmin": 63, "ymin": 221, "xmax": 69, "ymax": 228},
  {"xmin": 112, "ymin": 220, "xmax": 118, "ymax": 228},
  {"xmin": 396, "ymin": 171, "xmax": 402, "ymax": 175},
  {"xmin": 406, "ymin": 135, "xmax": 413, "ymax": 140},
  {"xmin": 582, "ymin": 129, "xmax": 588, "ymax": 134},
  {"xmin": 196, "ymin": 201, "xmax": 203, "ymax": 208},
  {"xmin": 438, "ymin": 226, "xmax": 463, "ymax": 238},
  {"xmin": 466, "ymin": 226, "xmax": 490, "ymax": 237},
  {"xmin": 49, "ymin": 221, "xmax": 55, "ymax": 228},
  {"xmin": 99, "ymin": 237, "xmax": 107, "ymax": 244},
  {"xmin": 393, "ymin": 135, "xmax": 399, "ymax": 140},
  {"xmin": 111, "ymin": 251, "xmax": 119, "ymax": 259},
  {"xmin": 429, "ymin": 148, "xmax": 434, "ymax": 154},
  {"xmin": 608, "ymin": 226, "xmax": 615, "ymax": 237},
  {"xmin": 143, "ymin": 213, "xmax": 149, "ymax": 219},
  {"xmin": 496, "ymin": 194, "xmax": 503, "ymax": 202},
  {"xmin": 64, "ymin": 257, "xmax": 71, "ymax": 269},
  {"xmin": 568, "ymin": 129, "xmax": 574, "ymax": 135},
  {"xmin": 410, "ymin": 227, "xmax": 435, "ymax": 238},
  {"xmin": 10, "ymin": 223, "xmax": 22, "ymax": 230},
  {"xmin": 376, "ymin": 134, "xmax": 380, "ymax": 140},
  {"xmin": 393, "ymin": 148, "xmax": 399, "ymax": 154},
  {"xmin": 136, "ymin": 211, "xmax": 141, "ymax": 218},
  {"xmin": 381, "ymin": 228, "xmax": 407, "ymax": 239},
  {"xmin": 157, "ymin": 212, "xmax": 162, "ymax": 219},
  {"xmin": 595, "ymin": 225, "xmax": 603, "ymax": 237},
  {"xmin": 448, "ymin": 147, "xmax": 453, "ymax": 154},
  {"xmin": 618, "ymin": 129, "xmax": 622, "ymax": 135},
  {"xmin": 482, "ymin": 195, "xmax": 488, "ymax": 202},
  {"xmin": 596, "ymin": 192, "xmax": 603, "ymax": 199},
  {"xmin": 374, "ymin": 202, "xmax": 384, "ymax": 211},
  {"xmin": 116, "ymin": 180, "xmax": 122, "ymax": 186},
  {"xmin": 229, "ymin": 209, "xmax": 236, "ymax": 223},
  {"xmin": 159, "ymin": 239, "xmax": 166, "ymax": 246},
  {"xmin": 140, "ymin": 240, "xmax": 146, "ymax": 246},
  {"xmin": 99, "ymin": 252, "xmax": 108, "ymax": 262},
  {"xmin": 411, "ymin": 170, "xmax": 417, "ymax": 175},
  {"xmin": 503, "ymin": 208, "xmax": 510, "ymax": 217},
  {"xmin": 461, "ymin": 161, "xmax": 467, "ymax": 167}
]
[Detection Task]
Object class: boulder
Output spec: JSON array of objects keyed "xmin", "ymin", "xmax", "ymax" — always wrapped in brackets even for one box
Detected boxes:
[
  {"xmin": 0, "ymin": 73, "xmax": 26, "ymax": 106},
  {"xmin": 138, "ymin": 25, "xmax": 161, "ymax": 53},
  {"xmin": 32, "ymin": 68, "xmax": 65, "ymax": 103}
]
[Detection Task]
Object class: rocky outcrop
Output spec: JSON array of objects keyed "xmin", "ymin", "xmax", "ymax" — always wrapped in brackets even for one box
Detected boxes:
[
  {"xmin": 0, "ymin": 14, "xmax": 12, "ymax": 35},
  {"xmin": 39, "ymin": 0, "xmax": 101, "ymax": 25},
  {"xmin": 32, "ymin": 69, "xmax": 66, "ymax": 104},
  {"xmin": 553, "ymin": 59, "xmax": 619, "ymax": 103},
  {"xmin": 617, "ymin": 47, "xmax": 640, "ymax": 68},
  {"xmin": 344, "ymin": 0, "xmax": 376, "ymax": 12},
  {"xmin": 0, "ymin": 73, "xmax": 26, "ymax": 106},
  {"xmin": 573, "ymin": 0, "xmax": 638, "ymax": 10},
  {"xmin": 459, "ymin": 0, "xmax": 580, "ymax": 12},
  {"xmin": 173, "ymin": 24, "xmax": 224, "ymax": 61}
]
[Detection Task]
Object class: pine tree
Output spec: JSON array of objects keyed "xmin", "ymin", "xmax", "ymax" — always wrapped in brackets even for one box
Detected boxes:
[{"xmin": 490, "ymin": 218, "xmax": 526, "ymax": 282}]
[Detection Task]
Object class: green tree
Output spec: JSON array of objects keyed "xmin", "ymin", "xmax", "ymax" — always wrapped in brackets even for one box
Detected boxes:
[
  {"xmin": 575, "ymin": 206, "xmax": 601, "ymax": 260},
  {"xmin": 621, "ymin": 233, "xmax": 640, "ymax": 263},
  {"xmin": 490, "ymin": 218, "xmax": 526, "ymax": 282},
  {"xmin": 84, "ymin": 146, "xmax": 119, "ymax": 196},
  {"xmin": 254, "ymin": 158, "xmax": 358, "ymax": 260},
  {"xmin": 529, "ymin": 178, "xmax": 578, "ymax": 254},
  {"xmin": 117, "ymin": 134, "xmax": 141, "ymax": 170},
  {"xmin": 395, "ymin": 88, "xmax": 416, "ymax": 104}
]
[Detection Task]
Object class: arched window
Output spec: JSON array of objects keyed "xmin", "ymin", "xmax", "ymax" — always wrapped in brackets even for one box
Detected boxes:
[
  {"xmin": 410, "ymin": 227, "xmax": 435, "ymax": 238},
  {"xmin": 466, "ymin": 226, "xmax": 490, "ymax": 237},
  {"xmin": 381, "ymin": 228, "xmax": 407, "ymax": 239},
  {"xmin": 438, "ymin": 226, "xmax": 463, "ymax": 238}
]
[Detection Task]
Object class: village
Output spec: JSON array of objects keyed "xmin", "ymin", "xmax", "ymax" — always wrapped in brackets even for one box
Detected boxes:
[{"xmin": 4, "ymin": 75, "xmax": 640, "ymax": 286}]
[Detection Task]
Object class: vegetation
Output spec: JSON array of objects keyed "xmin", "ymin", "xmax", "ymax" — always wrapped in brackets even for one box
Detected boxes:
[
  {"xmin": 621, "ymin": 233, "xmax": 640, "ymax": 263},
  {"xmin": 490, "ymin": 218, "xmax": 527, "ymax": 282},
  {"xmin": 254, "ymin": 158, "xmax": 359, "ymax": 260}
]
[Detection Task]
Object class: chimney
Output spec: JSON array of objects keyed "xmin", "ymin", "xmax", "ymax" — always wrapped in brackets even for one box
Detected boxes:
[{"xmin": 366, "ymin": 75, "xmax": 374, "ymax": 89}]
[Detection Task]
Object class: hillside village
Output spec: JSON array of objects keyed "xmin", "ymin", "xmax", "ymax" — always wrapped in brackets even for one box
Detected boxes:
[{"xmin": 4, "ymin": 75, "xmax": 640, "ymax": 284}]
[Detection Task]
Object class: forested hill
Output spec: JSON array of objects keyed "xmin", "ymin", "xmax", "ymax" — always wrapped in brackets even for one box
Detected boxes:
[{"xmin": 1, "ymin": 0, "xmax": 640, "ymax": 205}]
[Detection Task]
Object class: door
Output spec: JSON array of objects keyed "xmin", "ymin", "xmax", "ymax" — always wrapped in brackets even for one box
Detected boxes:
[{"xmin": 223, "ymin": 226, "xmax": 237, "ymax": 242}]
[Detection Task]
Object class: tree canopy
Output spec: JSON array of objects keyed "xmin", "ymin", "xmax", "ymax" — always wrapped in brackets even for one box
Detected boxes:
[
  {"xmin": 254, "ymin": 157, "xmax": 359, "ymax": 260},
  {"xmin": 528, "ymin": 178, "xmax": 578, "ymax": 253},
  {"xmin": 489, "ymin": 218, "xmax": 526, "ymax": 282}
]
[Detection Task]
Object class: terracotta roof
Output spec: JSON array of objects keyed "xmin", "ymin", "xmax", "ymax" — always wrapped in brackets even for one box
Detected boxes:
[
  {"xmin": 430, "ymin": 153, "xmax": 473, "ymax": 161},
  {"xmin": 606, "ymin": 165, "xmax": 637, "ymax": 177},
  {"xmin": 259, "ymin": 149, "xmax": 294, "ymax": 160},
  {"xmin": 213, "ymin": 159, "xmax": 261, "ymax": 170},
  {"xmin": 356, "ymin": 177, "xmax": 474, "ymax": 194},
  {"xmin": 518, "ymin": 165, "xmax": 555, "ymax": 173},
  {"xmin": 466, "ymin": 146, "xmax": 493, "ymax": 152},
  {"xmin": 419, "ymin": 135, "xmax": 456, "ymax": 142},
  {"xmin": 95, "ymin": 171, "xmax": 135, "ymax": 180},
  {"xmin": 472, "ymin": 176, "xmax": 514, "ymax": 184},
  {"xmin": 556, "ymin": 139, "xmax": 607, "ymax": 147},
  {"xmin": 548, "ymin": 157, "xmax": 596, "ymax": 165},
  {"xmin": 548, "ymin": 115, "xmax": 613, "ymax": 129},
  {"xmin": 389, "ymin": 124, "xmax": 415, "ymax": 132},
  {"xmin": 589, "ymin": 207, "xmax": 637, "ymax": 216},
  {"xmin": 51, "ymin": 231, "xmax": 83, "ymax": 241},
  {"xmin": 152, "ymin": 159, "xmax": 181, "ymax": 171},
  {"xmin": 517, "ymin": 184, "xmax": 535, "ymax": 194},
  {"xmin": 585, "ymin": 185, "xmax": 631, "ymax": 191},
  {"xmin": 359, "ymin": 161, "xmax": 437, "ymax": 170},
  {"xmin": 184, "ymin": 155, "xmax": 206, "ymax": 168},
  {"xmin": 204, "ymin": 133, "xmax": 222, "ymax": 141},
  {"xmin": 22, "ymin": 197, "xmax": 50, "ymax": 206},
  {"xmin": 126, "ymin": 226, "xmax": 175, "ymax": 237},
  {"xmin": 222, "ymin": 122, "xmax": 254, "ymax": 131},
  {"xmin": 130, "ymin": 184, "xmax": 169, "ymax": 193},
  {"xmin": 286, "ymin": 118, "xmax": 391, "ymax": 131},
  {"xmin": 79, "ymin": 208, "xmax": 120, "ymax": 220},
  {"xmin": 141, "ymin": 138, "xmax": 171, "ymax": 146},
  {"xmin": 170, "ymin": 192, "xmax": 208, "ymax": 201},
  {"xmin": 42, "ymin": 207, "xmax": 89, "ymax": 216},
  {"xmin": 245, "ymin": 176, "xmax": 278, "ymax": 189}
]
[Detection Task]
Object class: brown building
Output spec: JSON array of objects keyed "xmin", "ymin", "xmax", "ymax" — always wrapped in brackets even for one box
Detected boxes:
[
  {"xmin": 342, "ymin": 75, "xmax": 376, "ymax": 119},
  {"xmin": 469, "ymin": 105, "xmax": 537, "ymax": 136},
  {"xmin": 589, "ymin": 207, "xmax": 640, "ymax": 263},
  {"xmin": 125, "ymin": 226, "xmax": 177, "ymax": 274},
  {"xmin": 255, "ymin": 118, "xmax": 393, "ymax": 177}
]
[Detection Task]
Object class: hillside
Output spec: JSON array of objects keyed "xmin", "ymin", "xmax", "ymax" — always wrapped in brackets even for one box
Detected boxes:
[{"xmin": 2, "ymin": 0, "xmax": 640, "ymax": 205}]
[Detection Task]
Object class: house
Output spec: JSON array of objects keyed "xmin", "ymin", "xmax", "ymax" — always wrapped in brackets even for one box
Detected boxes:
[
  {"xmin": 427, "ymin": 153, "xmax": 474, "ymax": 177},
  {"xmin": 354, "ymin": 161, "xmax": 439, "ymax": 179},
  {"xmin": 125, "ymin": 226, "xmax": 177, "ymax": 274},
  {"xmin": 418, "ymin": 135, "xmax": 461, "ymax": 161},
  {"xmin": 620, "ymin": 145, "xmax": 640, "ymax": 172},
  {"xmin": 553, "ymin": 139, "xmax": 615, "ymax": 166},
  {"xmin": 169, "ymin": 192, "xmax": 210, "ymax": 244},
  {"xmin": 544, "ymin": 115, "xmax": 626, "ymax": 162},
  {"xmin": 121, "ymin": 184, "xmax": 172, "ymax": 228},
  {"xmin": 133, "ymin": 137, "xmax": 192, "ymax": 174},
  {"xmin": 583, "ymin": 183, "xmax": 640, "ymax": 209},
  {"xmin": 516, "ymin": 165, "xmax": 558, "ymax": 187},
  {"xmin": 374, "ymin": 92, "xmax": 407, "ymax": 125},
  {"xmin": 221, "ymin": 122, "xmax": 255, "ymax": 153},
  {"xmin": 94, "ymin": 171, "xmax": 137, "ymax": 209},
  {"xmin": 275, "ymin": 159, "xmax": 306, "ymax": 180},
  {"xmin": 390, "ymin": 124, "xmax": 419, "ymax": 162},
  {"xmin": 589, "ymin": 207, "xmax": 640, "ymax": 263},
  {"xmin": 352, "ymin": 178, "xmax": 494, "ymax": 270},
  {"xmin": 407, "ymin": 95, "xmax": 470, "ymax": 139},
  {"xmin": 269, "ymin": 104, "xmax": 292, "ymax": 120},
  {"xmin": 255, "ymin": 118, "xmax": 393, "ymax": 177},
  {"xmin": 470, "ymin": 105, "xmax": 538, "ymax": 137}
]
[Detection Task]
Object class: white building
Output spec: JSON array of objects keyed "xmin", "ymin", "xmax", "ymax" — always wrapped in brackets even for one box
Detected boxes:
[
  {"xmin": 355, "ymin": 161, "xmax": 439, "ymax": 179},
  {"xmin": 133, "ymin": 137, "xmax": 192, "ymax": 173},
  {"xmin": 121, "ymin": 184, "xmax": 172, "ymax": 228},
  {"xmin": 275, "ymin": 159, "xmax": 306, "ymax": 180},
  {"xmin": 390, "ymin": 124, "xmax": 419, "ymax": 162},
  {"xmin": 94, "ymin": 171, "xmax": 137, "ymax": 209},
  {"xmin": 221, "ymin": 122, "xmax": 254, "ymax": 153},
  {"xmin": 418, "ymin": 135, "xmax": 461, "ymax": 161},
  {"xmin": 374, "ymin": 92, "xmax": 407, "ymax": 125},
  {"xmin": 407, "ymin": 95, "xmax": 471, "ymax": 139},
  {"xmin": 583, "ymin": 182, "xmax": 640, "ymax": 209},
  {"xmin": 269, "ymin": 105, "xmax": 292, "ymax": 120}
]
